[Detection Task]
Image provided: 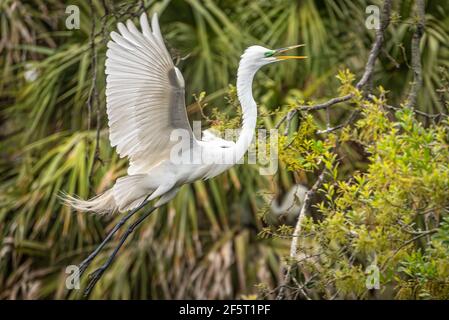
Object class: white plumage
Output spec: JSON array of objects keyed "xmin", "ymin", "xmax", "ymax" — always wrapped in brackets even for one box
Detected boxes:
[
  {"xmin": 269, "ymin": 184, "xmax": 308, "ymax": 225},
  {"xmin": 64, "ymin": 13, "xmax": 306, "ymax": 214}
]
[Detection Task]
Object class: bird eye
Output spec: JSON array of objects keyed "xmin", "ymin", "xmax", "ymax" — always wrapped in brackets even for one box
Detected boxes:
[{"xmin": 264, "ymin": 50, "xmax": 275, "ymax": 57}]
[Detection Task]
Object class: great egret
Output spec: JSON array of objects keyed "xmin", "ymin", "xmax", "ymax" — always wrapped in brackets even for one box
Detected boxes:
[{"xmin": 64, "ymin": 13, "xmax": 306, "ymax": 295}]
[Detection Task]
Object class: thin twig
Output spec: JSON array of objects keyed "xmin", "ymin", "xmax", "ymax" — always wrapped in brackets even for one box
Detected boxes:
[
  {"xmin": 277, "ymin": 0, "xmax": 393, "ymax": 129},
  {"xmin": 380, "ymin": 228, "xmax": 437, "ymax": 272},
  {"xmin": 277, "ymin": 170, "xmax": 325, "ymax": 300},
  {"xmin": 316, "ymin": 110, "xmax": 358, "ymax": 134},
  {"xmin": 298, "ymin": 94, "xmax": 353, "ymax": 112},
  {"xmin": 356, "ymin": 0, "xmax": 392, "ymax": 90},
  {"xmin": 380, "ymin": 100, "xmax": 447, "ymax": 120},
  {"xmin": 382, "ymin": 48, "xmax": 400, "ymax": 69},
  {"xmin": 87, "ymin": 0, "xmax": 101, "ymax": 192}
]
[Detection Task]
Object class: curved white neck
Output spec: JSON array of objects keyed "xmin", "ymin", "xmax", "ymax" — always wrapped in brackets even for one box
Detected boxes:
[{"xmin": 233, "ymin": 60, "xmax": 258, "ymax": 162}]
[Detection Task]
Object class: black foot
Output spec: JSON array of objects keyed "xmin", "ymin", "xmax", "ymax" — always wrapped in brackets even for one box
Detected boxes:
[
  {"xmin": 84, "ymin": 265, "xmax": 107, "ymax": 297},
  {"xmin": 78, "ymin": 258, "xmax": 92, "ymax": 277}
]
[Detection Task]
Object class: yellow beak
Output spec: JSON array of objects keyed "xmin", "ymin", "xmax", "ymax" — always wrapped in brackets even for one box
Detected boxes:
[
  {"xmin": 276, "ymin": 55, "xmax": 307, "ymax": 60},
  {"xmin": 274, "ymin": 44, "xmax": 307, "ymax": 60}
]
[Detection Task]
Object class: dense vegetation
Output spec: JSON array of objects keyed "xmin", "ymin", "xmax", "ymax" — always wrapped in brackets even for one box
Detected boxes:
[{"xmin": 1, "ymin": 0, "xmax": 448, "ymax": 299}]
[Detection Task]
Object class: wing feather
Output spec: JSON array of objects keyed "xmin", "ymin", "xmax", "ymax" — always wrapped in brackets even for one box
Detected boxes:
[{"xmin": 106, "ymin": 13, "xmax": 195, "ymax": 174}]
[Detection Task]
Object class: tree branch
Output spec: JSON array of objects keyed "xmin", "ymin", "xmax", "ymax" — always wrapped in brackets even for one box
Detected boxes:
[
  {"xmin": 297, "ymin": 94, "xmax": 353, "ymax": 112},
  {"xmin": 87, "ymin": 0, "xmax": 102, "ymax": 193},
  {"xmin": 356, "ymin": 0, "xmax": 392, "ymax": 90},
  {"xmin": 406, "ymin": 0, "xmax": 425, "ymax": 108},
  {"xmin": 276, "ymin": 170, "xmax": 325, "ymax": 300},
  {"xmin": 276, "ymin": 0, "xmax": 393, "ymax": 123},
  {"xmin": 316, "ymin": 110, "xmax": 358, "ymax": 134},
  {"xmin": 276, "ymin": 0, "xmax": 393, "ymax": 300}
]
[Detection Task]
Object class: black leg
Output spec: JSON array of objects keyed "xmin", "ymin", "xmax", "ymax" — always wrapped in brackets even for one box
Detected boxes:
[
  {"xmin": 78, "ymin": 197, "xmax": 150, "ymax": 277},
  {"xmin": 83, "ymin": 206, "xmax": 157, "ymax": 297}
]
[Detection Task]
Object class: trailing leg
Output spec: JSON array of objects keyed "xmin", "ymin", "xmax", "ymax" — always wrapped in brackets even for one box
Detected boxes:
[
  {"xmin": 83, "ymin": 206, "xmax": 157, "ymax": 297},
  {"xmin": 78, "ymin": 196, "xmax": 150, "ymax": 276}
]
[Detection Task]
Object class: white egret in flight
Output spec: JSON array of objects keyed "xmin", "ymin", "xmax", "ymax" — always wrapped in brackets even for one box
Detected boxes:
[{"xmin": 64, "ymin": 13, "xmax": 306, "ymax": 295}]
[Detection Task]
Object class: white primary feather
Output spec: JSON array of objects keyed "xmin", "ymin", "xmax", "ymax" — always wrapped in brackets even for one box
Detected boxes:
[{"xmin": 106, "ymin": 13, "xmax": 196, "ymax": 175}]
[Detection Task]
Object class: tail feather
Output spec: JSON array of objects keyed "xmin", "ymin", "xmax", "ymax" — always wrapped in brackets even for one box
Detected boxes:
[
  {"xmin": 113, "ymin": 174, "xmax": 151, "ymax": 212},
  {"xmin": 61, "ymin": 188, "xmax": 118, "ymax": 215},
  {"xmin": 62, "ymin": 174, "xmax": 152, "ymax": 214}
]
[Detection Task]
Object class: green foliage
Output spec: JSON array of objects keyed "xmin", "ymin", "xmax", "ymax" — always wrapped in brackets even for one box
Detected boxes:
[
  {"xmin": 395, "ymin": 219, "xmax": 449, "ymax": 299},
  {"xmin": 276, "ymin": 83, "xmax": 449, "ymax": 299},
  {"xmin": 279, "ymin": 114, "xmax": 336, "ymax": 173}
]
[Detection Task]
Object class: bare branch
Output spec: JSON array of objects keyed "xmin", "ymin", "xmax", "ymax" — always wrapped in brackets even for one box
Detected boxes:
[
  {"xmin": 406, "ymin": 0, "xmax": 425, "ymax": 108},
  {"xmin": 298, "ymin": 94, "xmax": 353, "ymax": 112},
  {"xmin": 275, "ymin": 94, "xmax": 353, "ymax": 129},
  {"xmin": 356, "ymin": 0, "xmax": 393, "ymax": 89},
  {"xmin": 276, "ymin": 0, "xmax": 393, "ymax": 131},
  {"xmin": 87, "ymin": 0, "xmax": 101, "ymax": 192},
  {"xmin": 380, "ymin": 228, "xmax": 437, "ymax": 272},
  {"xmin": 277, "ymin": 170, "xmax": 325, "ymax": 300},
  {"xmin": 316, "ymin": 110, "xmax": 358, "ymax": 134}
]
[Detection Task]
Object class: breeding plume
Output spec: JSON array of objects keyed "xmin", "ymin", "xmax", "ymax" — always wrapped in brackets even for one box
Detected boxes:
[{"xmin": 64, "ymin": 13, "xmax": 306, "ymax": 295}]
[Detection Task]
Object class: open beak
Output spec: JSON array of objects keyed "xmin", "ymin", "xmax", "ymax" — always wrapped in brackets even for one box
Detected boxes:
[{"xmin": 274, "ymin": 44, "xmax": 307, "ymax": 60}]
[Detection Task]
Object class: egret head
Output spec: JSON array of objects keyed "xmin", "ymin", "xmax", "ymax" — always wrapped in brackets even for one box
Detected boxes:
[{"xmin": 241, "ymin": 44, "xmax": 307, "ymax": 69}]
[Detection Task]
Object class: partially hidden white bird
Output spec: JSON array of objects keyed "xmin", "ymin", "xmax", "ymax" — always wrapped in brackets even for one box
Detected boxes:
[
  {"xmin": 268, "ymin": 184, "xmax": 308, "ymax": 225},
  {"xmin": 64, "ymin": 13, "xmax": 306, "ymax": 295}
]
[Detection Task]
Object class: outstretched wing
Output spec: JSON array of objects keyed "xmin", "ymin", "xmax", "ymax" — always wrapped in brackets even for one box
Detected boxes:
[
  {"xmin": 106, "ymin": 13, "xmax": 195, "ymax": 174},
  {"xmin": 201, "ymin": 129, "xmax": 235, "ymax": 148}
]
